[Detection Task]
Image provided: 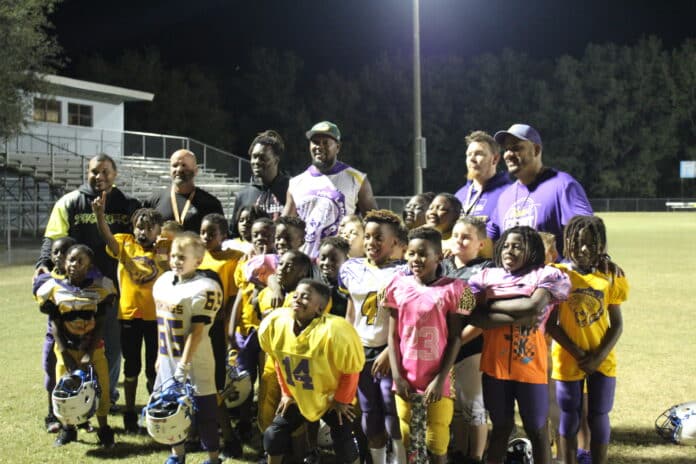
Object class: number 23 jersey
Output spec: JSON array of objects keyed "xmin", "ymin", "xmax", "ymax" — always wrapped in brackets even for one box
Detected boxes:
[
  {"xmin": 258, "ymin": 309, "xmax": 365, "ymax": 422},
  {"xmin": 153, "ymin": 270, "xmax": 223, "ymax": 395}
]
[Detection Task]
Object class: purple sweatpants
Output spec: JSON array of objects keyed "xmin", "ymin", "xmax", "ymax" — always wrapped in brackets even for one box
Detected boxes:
[
  {"xmin": 357, "ymin": 360, "xmax": 401, "ymax": 440},
  {"xmin": 193, "ymin": 394, "xmax": 220, "ymax": 452},
  {"xmin": 556, "ymin": 373, "xmax": 616, "ymax": 444},
  {"xmin": 482, "ymin": 373, "xmax": 549, "ymax": 431}
]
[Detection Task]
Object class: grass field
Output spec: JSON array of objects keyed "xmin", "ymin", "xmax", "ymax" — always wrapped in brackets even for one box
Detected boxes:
[{"xmin": 1, "ymin": 212, "xmax": 696, "ymax": 463}]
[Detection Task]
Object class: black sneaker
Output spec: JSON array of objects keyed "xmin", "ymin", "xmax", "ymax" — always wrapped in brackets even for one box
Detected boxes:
[
  {"xmin": 97, "ymin": 425, "xmax": 115, "ymax": 448},
  {"xmin": 123, "ymin": 410, "xmax": 139, "ymax": 434},
  {"xmin": 236, "ymin": 419, "xmax": 253, "ymax": 442},
  {"xmin": 54, "ymin": 426, "xmax": 77, "ymax": 446},
  {"xmin": 44, "ymin": 414, "xmax": 61, "ymax": 433},
  {"xmin": 220, "ymin": 438, "xmax": 243, "ymax": 459}
]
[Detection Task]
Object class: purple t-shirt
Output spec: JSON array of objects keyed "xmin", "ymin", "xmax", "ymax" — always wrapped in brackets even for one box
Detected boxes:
[
  {"xmin": 487, "ymin": 168, "xmax": 593, "ymax": 256},
  {"xmin": 454, "ymin": 171, "xmax": 512, "ymax": 226}
]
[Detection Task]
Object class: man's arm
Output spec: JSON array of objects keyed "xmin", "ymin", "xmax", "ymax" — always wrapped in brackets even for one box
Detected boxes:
[
  {"xmin": 356, "ymin": 177, "xmax": 378, "ymax": 215},
  {"xmin": 282, "ymin": 190, "xmax": 297, "ymax": 217}
]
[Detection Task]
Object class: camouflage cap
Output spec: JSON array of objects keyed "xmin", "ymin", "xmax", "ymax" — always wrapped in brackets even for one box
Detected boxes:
[{"xmin": 306, "ymin": 121, "xmax": 341, "ymax": 142}]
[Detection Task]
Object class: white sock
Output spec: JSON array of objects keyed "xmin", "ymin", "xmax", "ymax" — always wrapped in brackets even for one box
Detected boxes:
[
  {"xmin": 391, "ymin": 439, "xmax": 407, "ymax": 464},
  {"xmin": 370, "ymin": 446, "xmax": 387, "ymax": 464}
]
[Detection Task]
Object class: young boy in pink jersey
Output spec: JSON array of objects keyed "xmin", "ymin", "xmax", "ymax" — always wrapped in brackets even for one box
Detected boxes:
[{"xmin": 383, "ymin": 226, "xmax": 475, "ymax": 464}]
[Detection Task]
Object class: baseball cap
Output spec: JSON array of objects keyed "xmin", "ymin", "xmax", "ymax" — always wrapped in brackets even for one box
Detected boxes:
[
  {"xmin": 306, "ymin": 121, "xmax": 341, "ymax": 142},
  {"xmin": 494, "ymin": 124, "xmax": 542, "ymax": 146}
]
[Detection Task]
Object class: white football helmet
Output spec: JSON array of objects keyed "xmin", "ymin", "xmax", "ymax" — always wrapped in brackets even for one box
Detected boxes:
[
  {"xmin": 505, "ymin": 437, "xmax": 534, "ymax": 464},
  {"xmin": 655, "ymin": 401, "xmax": 696, "ymax": 445},
  {"xmin": 143, "ymin": 378, "xmax": 195, "ymax": 445},
  {"xmin": 316, "ymin": 419, "xmax": 333, "ymax": 448},
  {"xmin": 52, "ymin": 366, "xmax": 101, "ymax": 426},
  {"xmin": 220, "ymin": 351, "xmax": 252, "ymax": 408}
]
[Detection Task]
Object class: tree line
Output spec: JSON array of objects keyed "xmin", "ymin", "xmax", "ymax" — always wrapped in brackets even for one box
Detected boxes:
[{"xmin": 3, "ymin": 1, "xmax": 694, "ymax": 197}]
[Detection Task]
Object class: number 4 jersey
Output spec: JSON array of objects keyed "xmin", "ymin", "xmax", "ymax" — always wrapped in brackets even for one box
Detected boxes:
[
  {"xmin": 258, "ymin": 309, "xmax": 365, "ymax": 422},
  {"xmin": 152, "ymin": 270, "xmax": 223, "ymax": 396}
]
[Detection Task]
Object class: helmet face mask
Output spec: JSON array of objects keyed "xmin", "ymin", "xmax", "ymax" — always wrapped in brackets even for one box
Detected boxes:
[
  {"xmin": 52, "ymin": 366, "xmax": 100, "ymax": 426},
  {"xmin": 655, "ymin": 401, "xmax": 696, "ymax": 446},
  {"xmin": 143, "ymin": 378, "xmax": 195, "ymax": 445},
  {"xmin": 505, "ymin": 437, "xmax": 534, "ymax": 464},
  {"xmin": 221, "ymin": 351, "xmax": 252, "ymax": 409}
]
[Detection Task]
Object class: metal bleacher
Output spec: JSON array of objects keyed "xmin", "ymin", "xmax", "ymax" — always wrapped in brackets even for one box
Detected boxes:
[{"xmin": 1, "ymin": 132, "xmax": 250, "ymax": 239}]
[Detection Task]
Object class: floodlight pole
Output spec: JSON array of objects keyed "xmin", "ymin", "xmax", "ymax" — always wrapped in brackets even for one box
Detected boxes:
[{"xmin": 413, "ymin": 0, "xmax": 425, "ymax": 194}]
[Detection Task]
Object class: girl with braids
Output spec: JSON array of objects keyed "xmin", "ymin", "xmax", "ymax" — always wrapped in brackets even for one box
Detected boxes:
[
  {"xmin": 469, "ymin": 226, "xmax": 570, "ymax": 464},
  {"xmin": 546, "ymin": 215, "xmax": 627, "ymax": 464}
]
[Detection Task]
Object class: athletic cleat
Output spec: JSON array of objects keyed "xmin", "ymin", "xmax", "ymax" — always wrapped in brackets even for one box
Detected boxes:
[
  {"xmin": 123, "ymin": 410, "xmax": 139, "ymax": 433},
  {"xmin": 45, "ymin": 414, "xmax": 61, "ymax": 433},
  {"xmin": 577, "ymin": 448, "xmax": 592, "ymax": 464},
  {"xmin": 97, "ymin": 425, "xmax": 115, "ymax": 448},
  {"xmin": 54, "ymin": 426, "xmax": 77, "ymax": 446},
  {"xmin": 220, "ymin": 438, "xmax": 243, "ymax": 459},
  {"xmin": 164, "ymin": 455, "xmax": 186, "ymax": 464}
]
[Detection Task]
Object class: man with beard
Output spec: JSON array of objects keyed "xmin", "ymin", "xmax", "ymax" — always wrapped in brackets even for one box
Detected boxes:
[
  {"xmin": 454, "ymin": 130, "xmax": 511, "ymax": 225},
  {"xmin": 35, "ymin": 153, "xmax": 141, "ymax": 410},
  {"xmin": 229, "ymin": 130, "xmax": 290, "ymax": 235},
  {"xmin": 487, "ymin": 123, "xmax": 593, "ymax": 257},
  {"xmin": 284, "ymin": 121, "xmax": 377, "ymax": 258},
  {"xmin": 145, "ymin": 149, "xmax": 224, "ymax": 233}
]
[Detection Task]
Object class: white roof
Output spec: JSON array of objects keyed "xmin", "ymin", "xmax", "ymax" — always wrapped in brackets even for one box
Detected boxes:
[{"xmin": 42, "ymin": 74, "xmax": 154, "ymax": 102}]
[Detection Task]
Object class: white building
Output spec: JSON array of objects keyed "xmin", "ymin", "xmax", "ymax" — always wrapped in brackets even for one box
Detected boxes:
[{"xmin": 14, "ymin": 74, "xmax": 154, "ymax": 158}]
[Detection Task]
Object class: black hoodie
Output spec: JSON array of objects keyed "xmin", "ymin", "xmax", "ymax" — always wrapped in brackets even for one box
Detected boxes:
[{"xmin": 37, "ymin": 183, "xmax": 141, "ymax": 282}]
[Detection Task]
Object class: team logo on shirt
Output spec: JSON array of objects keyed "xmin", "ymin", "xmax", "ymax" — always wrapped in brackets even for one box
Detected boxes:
[
  {"xmin": 503, "ymin": 197, "xmax": 537, "ymax": 230},
  {"xmin": 568, "ymin": 287, "xmax": 604, "ymax": 327}
]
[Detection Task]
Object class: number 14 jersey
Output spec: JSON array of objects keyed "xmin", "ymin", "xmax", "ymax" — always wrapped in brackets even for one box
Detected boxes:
[{"xmin": 258, "ymin": 309, "xmax": 365, "ymax": 422}]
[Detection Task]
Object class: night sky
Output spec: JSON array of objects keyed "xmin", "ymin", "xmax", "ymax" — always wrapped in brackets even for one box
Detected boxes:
[{"xmin": 51, "ymin": 0, "xmax": 696, "ymax": 77}]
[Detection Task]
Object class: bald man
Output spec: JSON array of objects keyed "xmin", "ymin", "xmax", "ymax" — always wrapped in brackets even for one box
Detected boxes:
[{"xmin": 145, "ymin": 149, "xmax": 224, "ymax": 233}]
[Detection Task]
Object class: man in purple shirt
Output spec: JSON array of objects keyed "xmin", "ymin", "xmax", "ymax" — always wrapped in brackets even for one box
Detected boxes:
[
  {"xmin": 487, "ymin": 123, "xmax": 593, "ymax": 257},
  {"xmin": 454, "ymin": 130, "xmax": 512, "ymax": 225}
]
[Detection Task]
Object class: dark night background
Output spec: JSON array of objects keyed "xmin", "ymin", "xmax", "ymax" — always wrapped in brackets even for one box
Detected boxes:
[{"xmin": 46, "ymin": 0, "xmax": 696, "ymax": 196}]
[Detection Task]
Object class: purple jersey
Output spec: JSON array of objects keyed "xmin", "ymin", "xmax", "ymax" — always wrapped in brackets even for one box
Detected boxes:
[
  {"xmin": 454, "ymin": 171, "xmax": 512, "ymax": 225},
  {"xmin": 487, "ymin": 168, "xmax": 592, "ymax": 256}
]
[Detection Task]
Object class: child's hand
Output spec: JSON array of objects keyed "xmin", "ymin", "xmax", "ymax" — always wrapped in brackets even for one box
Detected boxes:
[
  {"xmin": 578, "ymin": 352, "xmax": 602, "ymax": 374},
  {"xmin": 424, "ymin": 376, "xmax": 444, "ymax": 404},
  {"xmin": 371, "ymin": 349, "xmax": 391, "ymax": 378},
  {"xmin": 276, "ymin": 395, "xmax": 295, "ymax": 417},
  {"xmin": 330, "ymin": 400, "xmax": 356, "ymax": 425},
  {"xmin": 80, "ymin": 352, "xmax": 92, "ymax": 366},
  {"xmin": 174, "ymin": 362, "xmax": 191, "ymax": 383},
  {"xmin": 394, "ymin": 376, "xmax": 411, "ymax": 399},
  {"xmin": 91, "ymin": 191, "xmax": 106, "ymax": 216}
]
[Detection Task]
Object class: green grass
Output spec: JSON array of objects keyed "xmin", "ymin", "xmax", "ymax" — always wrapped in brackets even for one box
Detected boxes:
[{"xmin": 1, "ymin": 212, "xmax": 696, "ymax": 463}]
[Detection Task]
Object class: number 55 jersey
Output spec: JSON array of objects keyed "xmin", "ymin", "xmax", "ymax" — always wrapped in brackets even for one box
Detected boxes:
[
  {"xmin": 258, "ymin": 308, "xmax": 365, "ymax": 422},
  {"xmin": 153, "ymin": 270, "xmax": 223, "ymax": 395}
]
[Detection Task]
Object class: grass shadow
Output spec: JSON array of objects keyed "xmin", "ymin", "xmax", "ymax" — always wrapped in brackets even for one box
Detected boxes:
[{"xmin": 609, "ymin": 425, "xmax": 696, "ymax": 464}]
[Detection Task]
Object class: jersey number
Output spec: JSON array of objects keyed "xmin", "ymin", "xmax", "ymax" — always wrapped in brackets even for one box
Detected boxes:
[
  {"xmin": 281, "ymin": 357, "xmax": 314, "ymax": 390},
  {"xmin": 361, "ymin": 291, "xmax": 378, "ymax": 325},
  {"xmin": 157, "ymin": 317, "xmax": 185, "ymax": 357},
  {"xmin": 403, "ymin": 326, "xmax": 439, "ymax": 361},
  {"xmin": 203, "ymin": 290, "xmax": 222, "ymax": 311}
]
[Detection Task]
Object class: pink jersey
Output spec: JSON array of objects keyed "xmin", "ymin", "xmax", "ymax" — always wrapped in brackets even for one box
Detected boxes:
[{"xmin": 381, "ymin": 274, "xmax": 475, "ymax": 395}]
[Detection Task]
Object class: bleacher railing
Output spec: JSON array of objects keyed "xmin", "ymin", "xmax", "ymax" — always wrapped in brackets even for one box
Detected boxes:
[{"xmin": 6, "ymin": 125, "xmax": 252, "ymax": 183}]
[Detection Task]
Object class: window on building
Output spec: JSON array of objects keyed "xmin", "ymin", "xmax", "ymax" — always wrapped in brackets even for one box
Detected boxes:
[
  {"xmin": 33, "ymin": 98, "xmax": 61, "ymax": 123},
  {"xmin": 68, "ymin": 103, "xmax": 93, "ymax": 127}
]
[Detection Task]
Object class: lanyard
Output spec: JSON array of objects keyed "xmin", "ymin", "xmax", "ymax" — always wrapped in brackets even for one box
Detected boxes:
[
  {"xmin": 171, "ymin": 187, "xmax": 196, "ymax": 225},
  {"xmin": 463, "ymin": 183, "xmax": 483, "ymax": 216}
]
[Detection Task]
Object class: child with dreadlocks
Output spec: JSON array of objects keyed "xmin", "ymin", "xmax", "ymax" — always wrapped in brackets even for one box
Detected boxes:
[
  {"xmin": 546, "ymin": 215, "xmax": 627, "ymax": 464},
  {"xmin": 469, "ymin": 226, "xmax": 570, "ymax": 464},
  {"xmin": 93, "ymin": 196, "xmax": 166, "ymax": 433}
]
